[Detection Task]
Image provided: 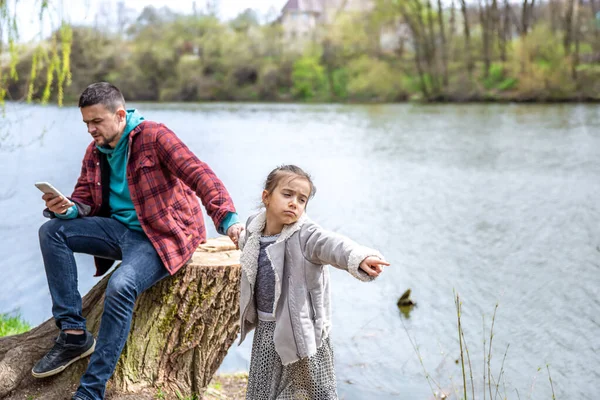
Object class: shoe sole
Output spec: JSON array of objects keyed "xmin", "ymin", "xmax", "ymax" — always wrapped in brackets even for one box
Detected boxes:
[{"xmin": 31, "ymin": 339, "xmax": 96, "ymax": 379}]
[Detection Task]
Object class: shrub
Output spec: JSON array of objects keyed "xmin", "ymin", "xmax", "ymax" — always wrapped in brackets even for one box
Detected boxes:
[{"xmin": 291, "ymin": 56, "xmax": 327, "ymax": 100}]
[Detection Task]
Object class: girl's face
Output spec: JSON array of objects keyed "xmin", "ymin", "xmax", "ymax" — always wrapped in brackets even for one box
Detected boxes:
[{"xmin": 262, "ymin": 176, "xmax": 311, "ymax": 233}]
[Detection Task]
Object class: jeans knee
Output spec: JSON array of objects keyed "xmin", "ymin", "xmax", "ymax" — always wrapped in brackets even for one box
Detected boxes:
[
  {"xmin": 105, "ymin": 273, "xmax": 138, "ymax": 304},
  {"xmin": 39, "ymin": 218, "xmax": 64, "ymax": 244}
]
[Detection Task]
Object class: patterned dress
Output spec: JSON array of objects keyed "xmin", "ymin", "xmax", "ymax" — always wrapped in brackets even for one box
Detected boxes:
[{"xmin": 246, "ymin": 235, "xmax": 338, "ymax": 400}]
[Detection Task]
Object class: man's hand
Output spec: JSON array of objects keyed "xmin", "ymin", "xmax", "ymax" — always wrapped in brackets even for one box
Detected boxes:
[
  {"xmin": 359, "ymin": 256, "xmax": 390, "ymax": 278},
  {"xmin": 227, "ymin": 223, "xmax": 244, "ymax": 249},
  {"xmin": 43, "ymin": 193, "xmax": 74, "ymax": 215}
]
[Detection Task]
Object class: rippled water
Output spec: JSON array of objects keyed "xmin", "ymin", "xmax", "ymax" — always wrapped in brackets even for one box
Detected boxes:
[{"xmin": 1, "ymin": 102, "xmax": 598, "ymax": 399}]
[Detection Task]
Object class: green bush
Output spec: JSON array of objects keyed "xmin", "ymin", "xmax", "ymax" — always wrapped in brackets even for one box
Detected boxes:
[
  {"xmin": 0, "ymin": 313, "xmax": 30, "ymax": 337},
  {"xmin": 291, "ymin": 56, "xmax": 327, "ymax": 100},
  {"xmin": 482, "ymin": 63, "xmax": 517, "ymax": 91},
  {"xmin": 497, "ymin": 77, "xmax": 518, "ymax": 91},
  {"xmin": 346, "ymin": 56, "xmax": 404, "ymax": 101},
  {"xmin": 331, "ymin": 68, "xmax": 348, "ymax": 99}
]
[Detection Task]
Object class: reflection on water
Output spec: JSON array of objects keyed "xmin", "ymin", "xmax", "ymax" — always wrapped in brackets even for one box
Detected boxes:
[{"xmin": 1, "ymin": 102, "xmax": 599, "ymax": 399}]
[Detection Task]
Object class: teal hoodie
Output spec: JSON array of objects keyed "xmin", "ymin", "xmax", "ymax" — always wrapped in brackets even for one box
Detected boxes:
[{"xmin": 96, "ymin": 109, "xmax": 145, "ymax": 231}]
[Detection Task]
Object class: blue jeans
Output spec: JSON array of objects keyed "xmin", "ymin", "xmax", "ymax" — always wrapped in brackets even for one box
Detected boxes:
[{"xmin": 39, "ymin": 217, "xmax": 170, "ymax": 400}]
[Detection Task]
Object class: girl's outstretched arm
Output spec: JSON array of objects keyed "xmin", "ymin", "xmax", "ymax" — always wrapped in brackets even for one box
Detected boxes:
[{"xmin": 300, "ymin": 222, "xmax": 390, "ymax": 282}]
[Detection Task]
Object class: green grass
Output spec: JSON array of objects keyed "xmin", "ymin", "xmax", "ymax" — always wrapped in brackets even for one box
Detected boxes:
[
  {"xmin": 155, "ymin": 387, "xmax": 166, "ymax": 400},
  {"xmin": 175, "ymin": 390, "xmax": 199, "ymax": 400},
  {"xmin": 0, "ymin": 312, "xmax": 31, "ymax": 337}
]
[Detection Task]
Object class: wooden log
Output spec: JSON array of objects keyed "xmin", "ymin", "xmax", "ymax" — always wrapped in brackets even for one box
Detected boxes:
[{"xmin": 0, "ymin": 237, "xmax": 241, "ymax": 400}]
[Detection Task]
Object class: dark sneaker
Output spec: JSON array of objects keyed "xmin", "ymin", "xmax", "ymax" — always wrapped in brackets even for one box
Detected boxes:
[{"xmin": 32, "ymin": 331, "xmax": 95, "ymax": 378}]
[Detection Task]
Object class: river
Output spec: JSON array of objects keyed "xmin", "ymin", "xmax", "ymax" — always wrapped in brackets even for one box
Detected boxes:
[{"xmin": 0, "ymin": 102, "xmax": 598, "ymax": 399}]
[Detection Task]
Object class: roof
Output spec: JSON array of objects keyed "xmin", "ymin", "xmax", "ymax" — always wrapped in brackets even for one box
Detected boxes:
[{"xmin": 281, "ymin": 0, "xmax": 324, "ymax": 13}]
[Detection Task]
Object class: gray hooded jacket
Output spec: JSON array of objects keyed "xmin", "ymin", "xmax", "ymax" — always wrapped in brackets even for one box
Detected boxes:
[{"xmin": 238, "ymin": 211, "xmax": 382, "ymax": 365}]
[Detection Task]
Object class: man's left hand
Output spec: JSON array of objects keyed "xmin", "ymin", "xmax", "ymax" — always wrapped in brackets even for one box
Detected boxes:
[{"xmin": 227, "ymin": 223, "xmax": 244, "ymax": 249}]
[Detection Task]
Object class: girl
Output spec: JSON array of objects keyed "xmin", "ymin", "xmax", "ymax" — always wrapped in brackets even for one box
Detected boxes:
[{"xmin": 238, "ymin": 165, "xmax": 390, "ymax": 400}]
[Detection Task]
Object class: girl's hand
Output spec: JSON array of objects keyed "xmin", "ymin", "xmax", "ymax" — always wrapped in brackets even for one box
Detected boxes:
[{"xmin": 359, "ymin": 256, "xmax": 390, "ymax": 277}]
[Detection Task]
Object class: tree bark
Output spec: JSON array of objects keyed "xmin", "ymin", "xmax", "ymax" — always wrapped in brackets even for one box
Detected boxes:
[{"xmin": 0, "ymin": 237, "xmax": 241, "ymax": 400}]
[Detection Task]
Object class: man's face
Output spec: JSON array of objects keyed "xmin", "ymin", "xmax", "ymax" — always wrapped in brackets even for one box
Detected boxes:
[{"xmin": 81, "ymin": 104, "xmax": 126, "ymax": 148}]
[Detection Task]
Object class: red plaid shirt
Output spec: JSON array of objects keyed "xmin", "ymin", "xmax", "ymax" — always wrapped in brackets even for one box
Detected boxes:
[{"xmin": 70, "ymin": 121, "xmax": 236, "ymax": 276}]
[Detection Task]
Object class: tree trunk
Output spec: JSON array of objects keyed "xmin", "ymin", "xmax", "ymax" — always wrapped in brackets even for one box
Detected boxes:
[
  {"xmin": 521, "ymin": 0, "xmax": 536, "ymax": 36},
  {"xmin": 549, "ymin": 0, "xmax": 560, "ymax": 32},
  {"xmin": 479, "ymin": 0, "xmax": 491, "ymax": 78},
  {"xmin": 460, "ymin": 0, "xmax": 474, "ymax": 76},
  {"xmin": 591, "ymin": 0, "xmax": 600, "ymax": 53},
  {"xmin": 572, "ymin": 0, "xmax": 582, "ymax": 81},
  {"xmin": 437, "ymin": 0, "xmax": 449, "ymax": 90},
  {"xmin": 564, "ymin": 0, "xmax": 576, "ymax": 55},
  {"xmin": 400, "ymin": 2, "xmax": 431, "ymax": 99},
  {"xmin": 498, "ymin": 0, "xmax": 511, "ymax": 62},
  {"xmin": 0, "ymin": 237, "xmax": 241, "ymax": 400},
  {"xmin": 449, "ymin": 0, "xmax": 457, "ymax": 55},
  {"xmin": 425, "ymin": 0, "xmax": 440, "ymax": 96}
]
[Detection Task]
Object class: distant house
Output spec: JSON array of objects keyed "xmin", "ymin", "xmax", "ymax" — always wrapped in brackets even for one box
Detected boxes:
[
  {"xmin": 279, "ymin": 0, "xmax": 373, "ymax": 40},
  {"xmin": 278, "ymin": 0, "xmax": 406, "ymax": 52},
  {"xmin": 279, "ymin": 0, "xmax": 322, "ymax": 41}
]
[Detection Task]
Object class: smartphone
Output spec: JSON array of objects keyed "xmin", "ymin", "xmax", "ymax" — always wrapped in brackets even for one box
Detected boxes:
[{"xmin": 35, "ymin": 182, "xmax": 66, "ymax": 199}]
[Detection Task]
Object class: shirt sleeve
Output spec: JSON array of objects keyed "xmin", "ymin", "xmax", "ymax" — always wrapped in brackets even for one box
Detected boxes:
[
  {"xmin": 218, "ymin": 212, "xmax": 240, "ymax": 235},
  {"xmin": 54, "ymin": 205, "xmax": 79, "ymax": 220}
]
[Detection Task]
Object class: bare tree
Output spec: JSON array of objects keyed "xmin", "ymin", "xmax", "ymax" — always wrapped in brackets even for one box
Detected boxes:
[
  {"xmin": 449, "ymin": 0, "xmax": 457, "ymax": 44},
  {"xmin": 564, "ymin": 0, "xmax": 576, "ymax": 55},
  {"xmin": 498, "ymin": 0, "xmax": 511, "ymax": 62},
  {"xmin": 590, "ymin": 0, "xmax": 600, "ymax": 53},
  {"xmin": 572, "ymin": 0, "xmax": 582, "ymax": 80},
  {"xmin": 394, "ymin": 0, "xmax": 431, "ymax": 98},
  {"xmin": 521, "ymin": 0, "xmax": 536, "ymax": 36},
  {"xmin": 425, "ymin": 0, "xmax": 441, "ymax": 95},
  {"xmin": 460, "ymin": 0, "xmax": 474, "ymax": 76},
  {"xmin": 437, "ymin": 0, "xmax": 449, "ymax": 89},
  {"xmin": 548, "ymin": 0, "xmax": 562, "ymax": 32},
  {"xmin": 479, "ymin": 0, "xmax": 492, "ymax": 78}
]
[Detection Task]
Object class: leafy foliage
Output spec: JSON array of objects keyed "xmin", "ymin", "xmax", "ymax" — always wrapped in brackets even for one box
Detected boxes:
[
  {"xmin": 0, "ymin": 313, "xmax": 30, "ymax": 337},
  {"xmin": 0, "ymin": 1, "xmax": 72, "ymax": 105},
  {"xmin": 2, "ymin": 2, "xmax": 599, "ymax": 104},
  {"xmin": 292, "ymin": 55, "xmax": 327, "ymax": 100}
]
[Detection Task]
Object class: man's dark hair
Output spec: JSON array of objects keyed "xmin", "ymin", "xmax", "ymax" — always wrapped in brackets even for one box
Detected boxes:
[{"xmin": 78, "ymin": 82, "xmax": 125, "ymax": 112}]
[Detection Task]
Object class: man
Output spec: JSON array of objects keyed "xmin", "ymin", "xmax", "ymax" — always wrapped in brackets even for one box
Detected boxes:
[{"xmin": 33, "ymin": 82, "xmax": 244, "ymax": 400}]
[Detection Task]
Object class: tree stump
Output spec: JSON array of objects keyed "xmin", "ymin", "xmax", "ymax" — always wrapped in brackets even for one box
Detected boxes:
[{"xmin": 0, "ymin": 237, "xmax": 241, "ymax": 400}]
